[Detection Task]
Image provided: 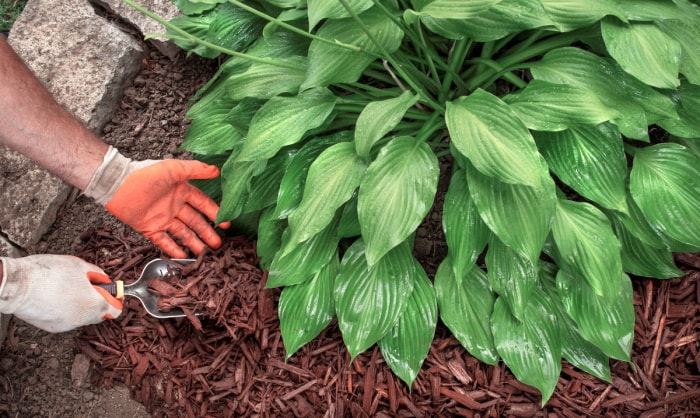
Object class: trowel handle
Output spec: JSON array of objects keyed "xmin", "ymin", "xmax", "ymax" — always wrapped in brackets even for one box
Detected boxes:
[{"xmin": 96, "ymin": 281, "xmax": 125, "ymax": 299}]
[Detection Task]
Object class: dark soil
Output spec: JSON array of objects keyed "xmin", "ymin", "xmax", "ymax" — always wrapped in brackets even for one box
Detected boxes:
[{"xmin": 1, "ymin": 43, "xmax": 699, "ymax": 417}]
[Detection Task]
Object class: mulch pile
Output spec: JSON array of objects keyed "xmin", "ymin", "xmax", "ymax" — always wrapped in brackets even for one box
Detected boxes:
[{"xmin": 76, "ymin": 226, "xmax": 699, "ymax": 417}]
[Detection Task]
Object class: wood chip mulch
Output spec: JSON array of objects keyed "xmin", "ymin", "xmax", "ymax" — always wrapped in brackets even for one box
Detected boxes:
[{"xmin": 75, "ymin": 227, "xmax": 699, "ymax": 417}]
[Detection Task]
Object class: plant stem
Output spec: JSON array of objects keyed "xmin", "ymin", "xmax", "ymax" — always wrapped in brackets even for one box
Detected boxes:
[
  {"xmin": 464, "ymin": 28, "xmax": 593, "ymax": 92},
  {"xmin": 416, "ymin": 110, "xmax": 444, "ymax": 143},
  {"xmin": 623, "ymin": 142, "xmax": 639, "ymax": 156},
  {"xmin": 338, "ymin": 0, "xmax": 444, "ymax": 112},
  {"xmin": 122, "ymin": 0, "xmax": 304, "ymax": 71},
  {"xmin": 438, "ymin": 38, "xmax": 471, "ymax": 103}
]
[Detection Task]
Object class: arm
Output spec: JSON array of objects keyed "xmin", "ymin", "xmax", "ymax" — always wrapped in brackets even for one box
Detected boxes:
[
  {"xmin": 0, "ymin": 36, "xmax": 107, "ymax": 190},
  {"xmin": 0, "ymin": 37, "xmax": 229, "ymax": 258}
]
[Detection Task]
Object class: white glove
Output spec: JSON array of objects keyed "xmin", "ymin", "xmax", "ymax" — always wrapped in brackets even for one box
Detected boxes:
[{"xmin": 0, "ymin": 255, "xmax": 122, "ymax": 332}]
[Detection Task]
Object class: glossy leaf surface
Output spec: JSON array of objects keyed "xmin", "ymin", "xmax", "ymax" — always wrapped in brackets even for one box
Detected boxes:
[
  {"xmin": 379, "ymin": 260, "xmax": 437, "ymax": 387},
  {"xmin": 492, "ymin": 289, "xmax": 562, "ymax": 405},
  {"xmin": 288, "ymin": 142, "xmax": 366, "ymax": 245},
  {"xmin": 335, "ymin": 240, "xmax": 415, "ymax": 359},
  {"xmin": 279, "ymin": 255, "xmax": 338, "ymax": 359},
  {"xmin": 630, "ymin": 144, "xmax": 700, "ymax": 247},
  {"xmin": 435, "ymin": 258, "xmax": 499, "ymax": 365},
  {"xmin": 446, "ymin": 90, "xmax": 546, "ymax": 187},
  {"xmin": 358, "ymin": 137, "xmax": 439, "ymax": 266}
]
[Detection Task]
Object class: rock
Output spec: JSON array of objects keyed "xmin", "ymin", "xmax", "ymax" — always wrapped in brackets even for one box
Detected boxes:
[
  {"xmin": 71, "ymin": 353, "xmax": 92, "ymax": 388},
  {"xmin": 94, "ymin": 0, "xmax": 182, "ymax": 60},
  {"xmin": 0, "ymin": 357, "xmax": 13, "ymax": 371},
  {"xmin": 0, "ymin": 234, "xmax": 24, "ymax": 258},
  {"xmin": 0, "ymin": 148, "xmax": 71, "ymax": 249},
  {"xmin": 0, "ymin": 0, "xmax": 143, "ymax": 249},
  {"xmin": 46, "ymin": 357, "xmax": 61, "ymax": 370},
  {"xmin": 8, "ymin": 0, "xmax": 144, "ymax": 133}
]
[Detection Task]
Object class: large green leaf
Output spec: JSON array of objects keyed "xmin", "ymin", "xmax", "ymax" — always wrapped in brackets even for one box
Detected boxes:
[
  {"xmin": 534, "ymin": 124, "xmax": 628, "ymax": 213},
  {"xmin": 217, "ymin": 157, "xmax": 266, "ymax": 223},
  {"xmin": 408, "ymin": 0, "xmax": 502, "ymax": 19},
  {"xmin": 358, "ymin": 137, "xmax": 439, "ymax": 266},
  {"xmin": 434, "ymin": 258, "xmax": 499, "ymax": 365},
  {"xmin": 556, "ymin": 270, "xmax": 634, "ymax": 361},
  {"xmin": 243, "ymin": 148, "xmax": 295, "ymax": 213},
  {"xmin": 417, "ymin": 0, "xmax": 552, "ymax": 42},
  {"xmin": 279, "ymin": 254, "xmax": 338, "ymax": 359},
  {"xmin": 539, "ymin": 263, "xmax": 612, "ymax": 383},
  {"xmin": 446, "ymin": 90, "xmax": 548, "ymax": 188},
  {"xmin": 657, "ymin": 16, "xmax": 700, "ymax": 85},
  {"xmin": 223, "ymin": 56, "xmax": 307, "ymax": 100},
  {"xmin": 288, "ymin": 142, "xmax": 366, "ymax": 245},
  {"xmin": 485, "ymin": 236, "xmax": 539, "ymax": 321},
  {"xmin": 335, "ymin": 240, "xmax": 416, "ymax": 359},
  {"xmin": 181, "ymin": 98, "xmax": 241, "ymax": 155},
  {"xmin": 267, "ymin": 221, "xmax": 339, "ymax": 288},
  {"xmin": 354, "ymin": 91, "xmax": 419, "ymax": 159},
  {"xmin": 466, "ymin": 161, "xmax": 556, "ymax": 263},
  {"xmin": 256, "ymin": 207, "xmax": 285, "ymax": 270},
  {"xmin": 491, "ymin": 289, "xmax": 562, "ymax": 405},
  {"xmin": 630, "ymin": 143, "xmax": 700, "ymax": 247},
  {"xmin": 167, "ymin": 3, "xmax": 262, "ymax": 58},
  {"xmin": 302, "ymin": 7, "xmax": 404, "ymax": 89},
  {"xmin": 506, "ymin": 80, "xmax": 620, "ymax": 131},
  {"xmin": 274, "ymin": 132, "xmax": 351, "ymax": 220},
  {"xmin": 616, "ymin": 0, "xmax": 689, "ymax": 21},
  {"xmin": 606, "ymin": 192, "xmax": 668, "ymax": 249},
  {"xmin": 378, "ymin": 259, "xmax": 437, "ymax": 387},
  {"xmin": 442, "ymin": 170, "xmax": 490, "ymax": 281},
  {"xmin": 610, "ymin": 216, "xmax": 684, "ymax": 279},
  {"xmin": 601, "ymin": 18, "xmax": 681, "ymax": 89},
  {"xmin": 307, "ymin": 0, "xmax": 374, "ymax": 28},
  {"xmin": 237, "ymin": 88, "xmax": 337, "ymax": 161},
  {"xmin": 539, "ymin": 0, "xmax": 626, "ymax": 31},
  {"xmin": 551, "ymin": 199, "xmax": 623, "ymax": 301},
  {"xmin": 532, "ymin": 47, "xmax": 678, "ymax": 139},
  {"xmin": 658, "ymin": 82, "xmax": 700, "ymax": 139}
]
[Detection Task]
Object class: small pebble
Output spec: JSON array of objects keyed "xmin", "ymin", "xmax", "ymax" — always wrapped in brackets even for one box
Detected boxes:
[
  {"xmin": 0, "ymin": 357, "xmax": 13, "ymax": 371},
  {"xmin": 46, "ymin": 357, "xmax": 60, "ymax": 370}
]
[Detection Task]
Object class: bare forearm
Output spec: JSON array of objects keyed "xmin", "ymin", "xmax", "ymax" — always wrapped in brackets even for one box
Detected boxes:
[{"xmin": 0, "ymin": 37, "xmax": 107, "ymax": 190}]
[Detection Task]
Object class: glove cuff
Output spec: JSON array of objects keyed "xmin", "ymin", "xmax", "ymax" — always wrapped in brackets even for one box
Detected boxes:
[
  {"xmin": 0, "ymin": 257, "xmax": 29, "ymax": 314},
  {"xmin": 83, "ymin": 146, "xmax": 132, "ymax": 205}
]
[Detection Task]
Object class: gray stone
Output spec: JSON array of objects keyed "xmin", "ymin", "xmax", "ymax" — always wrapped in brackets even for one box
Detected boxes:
[
  {"xmin": 0, "ymin": 146, "xmax": 71, "ymax": 248},
  {"xmin": 0, "ymin": 0, "xmax": 143, "ymax": 249},
  {"xmin": 8, "ymin": 0, "xmax": 144, "ymax": 133},
  {"xmin": 0, "ymin": 234, "xmax": 24, "ymax": 258},
  {"xmin": 94, "ymin": 0, "xmax": 182, "ymax": 59},
  {"xmin": 71, "ymin": 353, "xmax": 92, "ymax": 388}
]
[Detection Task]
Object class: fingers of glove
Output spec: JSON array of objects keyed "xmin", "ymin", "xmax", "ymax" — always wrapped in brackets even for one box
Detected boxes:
[
  {"xmin": 86, "ymin": 270, "xmax": 111, "ymax": 285},
  {"xmin": 145, "ymin": 230, "xmax": 189, "ymax": 259},
  {"xmin": 180, "ymin": 183, "xmax": 227, "ymax": 228},
  {"xmin": 176, "ymin": 204, "xmax": 223, "ymax": 250},
  {"xmin": 166, "ymin": 217, "xmax": 208, "ymax": 255},
  {"xmin": 164, "ymin": 159, "xmax": 221, "ymax": 182},
  {"xmin": 93, "ymin": 285, "xmax": 123, "ymax": 316}
]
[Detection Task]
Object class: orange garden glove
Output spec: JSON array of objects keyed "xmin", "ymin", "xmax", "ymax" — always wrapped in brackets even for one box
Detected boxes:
[
  {"xmin": 84, "ymin": 146, "xmax": 230, "ymax": 258},
  {"xmin": 0, "ymin": 255, "xmax": 122, "ymax": 332}
]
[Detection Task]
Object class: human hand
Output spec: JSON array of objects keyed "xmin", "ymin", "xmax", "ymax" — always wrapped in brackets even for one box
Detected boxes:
[
  {"xmin": 0, "ymin": 255, "xmax": 122, "ymax": 333},
  {"xmin": 84, "ymin": 147, "xmax": 230, "ymax": 258}
]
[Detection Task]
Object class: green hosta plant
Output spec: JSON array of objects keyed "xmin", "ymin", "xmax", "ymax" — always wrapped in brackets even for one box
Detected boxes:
[{"xmin": 126, "ymin": 0, "xmax": 700, "ymax": 404}]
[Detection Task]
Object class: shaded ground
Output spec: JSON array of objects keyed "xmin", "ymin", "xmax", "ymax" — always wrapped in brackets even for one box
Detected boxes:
[{"xmin": 1, "ymin": 42, "xmax": 698, "ymax": 417}]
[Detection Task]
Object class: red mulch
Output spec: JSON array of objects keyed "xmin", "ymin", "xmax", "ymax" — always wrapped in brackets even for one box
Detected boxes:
[{"xmin": 76, "ymin": 226, "xmax": 700, "ymax": 417}]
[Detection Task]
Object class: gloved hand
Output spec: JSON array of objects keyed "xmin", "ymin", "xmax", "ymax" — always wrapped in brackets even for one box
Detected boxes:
[
  {"xmin": 84, "ymin": 146, "xmax": 230, "ymax": 258},
  {"xmin": 0, "ymin": 255, "xmax": 122, "ymax": 333}
]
